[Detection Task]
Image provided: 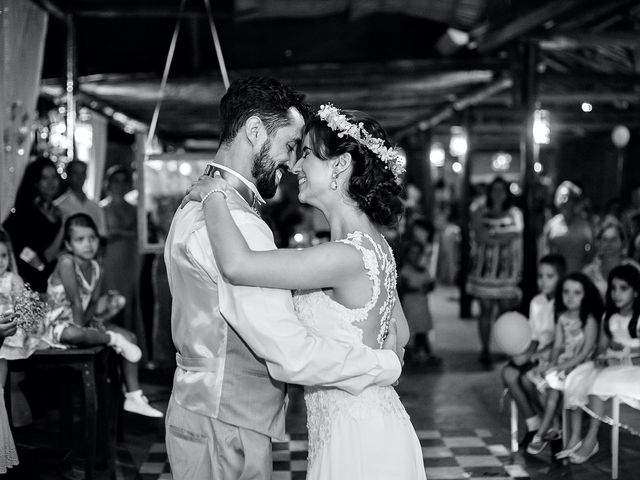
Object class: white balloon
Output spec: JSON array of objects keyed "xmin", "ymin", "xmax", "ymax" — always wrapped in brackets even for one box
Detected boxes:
[
  {"xmin": 611, "ymin": 125, "xmax": 630, "ymax": 149},
  {"xmin": 493, "ymin": 311, "xmax": 532, "ymax": 356}
]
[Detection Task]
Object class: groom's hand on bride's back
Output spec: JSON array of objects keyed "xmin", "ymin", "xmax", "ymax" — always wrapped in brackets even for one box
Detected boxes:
[{"xmin": 382, "ymin": 318, "xmax": 405, "ymax": 369}]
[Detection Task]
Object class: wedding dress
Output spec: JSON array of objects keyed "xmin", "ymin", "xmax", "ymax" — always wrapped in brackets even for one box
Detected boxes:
[{"xmin": 293, "ymin": 232, "xmax": 427, "ymax": 480}]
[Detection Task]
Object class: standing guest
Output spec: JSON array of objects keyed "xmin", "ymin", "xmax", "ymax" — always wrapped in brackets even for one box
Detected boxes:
[
  {"xmin": 3, "ymin": 156, "xmax": 63, "ymax": 293},
  {"xmin": 583, "ymin": 222, "xmax": 640, "ymax": 298},
  {"xmin": 541, "ymin": 181, "xmax": 594, "ymax": 274},
  {"xmin": 55, "ymin": 160, "xmax": 107, "ymax": 238},
  {"xmin": 466, "ymin": 176, "xmax": 523, "ymax": 365},
  {"xmin": 621, "ymin": 186, "xmax": 640, "ymax": 243},
  {"xmin": 527, "ymin": 273, "xmax": 602, "ymax": 455},
  {"xmin": 100, "ymin": 166, "xmax": 146, "ymax": 356},
  {"xmin": 502, "ymin": 254, "xmax": 565, "ymax": 448},
  {"xmin": 399, "ymin": 240, "xmax": 441, "ymax": 365},
  {"xmin": 629, "ymin": 231, "xmax": 640, "ymax": 264}
]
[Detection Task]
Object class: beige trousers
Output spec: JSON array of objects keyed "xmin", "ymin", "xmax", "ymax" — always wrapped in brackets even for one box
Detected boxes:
[{"xmin": 166, "ymin": 396, "xmax": 272, "ymax": 480}]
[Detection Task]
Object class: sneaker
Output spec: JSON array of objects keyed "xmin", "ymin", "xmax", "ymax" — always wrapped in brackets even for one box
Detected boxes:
[
  {"xmin": 124, "ymin": 390, "xmax": 164, "ymax": 418},
  {"xmin": 526, "ymin": 435, "xmax": 548, "ymax": 455},
  {"xmin": 107, "ymin": 331, "xmax": 142, "ymax": 363}
]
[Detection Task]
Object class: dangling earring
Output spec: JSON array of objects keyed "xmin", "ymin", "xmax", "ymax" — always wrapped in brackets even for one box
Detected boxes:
[{"xmin": 330, "ymin": 170, "xmax": 338, "ymax": 190}]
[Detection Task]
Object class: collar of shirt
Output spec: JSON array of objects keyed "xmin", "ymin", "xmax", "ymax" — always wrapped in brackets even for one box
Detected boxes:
[{"xmin": 207, "ymin": 162, "xmax": 266, "ymax": 207}]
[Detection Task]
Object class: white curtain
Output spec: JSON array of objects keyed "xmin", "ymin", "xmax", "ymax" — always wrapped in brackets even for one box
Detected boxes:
[{"xmin": 0, "ymin": 0, "xmax": 48, "ymax": 221}]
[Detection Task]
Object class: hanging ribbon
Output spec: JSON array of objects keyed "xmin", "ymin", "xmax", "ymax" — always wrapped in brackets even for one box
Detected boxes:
[
  {"xmin": 203, "ymin": 0, "xmax": 230, "ymax": 90},
  {"xmin": 144, "ymin": 0, "xmax": 230, "ymax": 154},
  {"xmin": 144, "ymin": 0, "xmax": 187, "ymax": 154}
]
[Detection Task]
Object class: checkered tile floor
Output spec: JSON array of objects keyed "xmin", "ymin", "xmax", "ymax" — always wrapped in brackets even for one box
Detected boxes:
[{"xmin": 137, "ymin": 428, "xmax": 530, "ymax": 480}]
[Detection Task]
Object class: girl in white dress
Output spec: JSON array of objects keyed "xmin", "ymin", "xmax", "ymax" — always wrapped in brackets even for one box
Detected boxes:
[
  {"xmin": 185, "ymin": 106, "xmax": 426, "ymax": 479},
  {"xmin": 560, "ymin": 264, "xmax": 640, "ymax": 464}
]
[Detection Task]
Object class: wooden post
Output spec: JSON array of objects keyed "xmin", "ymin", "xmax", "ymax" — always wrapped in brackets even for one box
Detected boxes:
[
  {"xmin": 402, "ymin": 130, "xmax": 434, "ymax": 222},
  {"xmin": 65, "ymin": 13, "xmax": 77, "ymax": 160},
  {"xmin": 518, "ymin": 42, "xmax": 539, "ymax": 309},
  {"xmin": 459, "ymin": 112, "xmax": 472, "ymax": 318}
]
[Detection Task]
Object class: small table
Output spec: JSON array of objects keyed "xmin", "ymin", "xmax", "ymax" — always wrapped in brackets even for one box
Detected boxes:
[{"xmin": 10, "ymin": 345, "xmax": 119, "ymax": 480}]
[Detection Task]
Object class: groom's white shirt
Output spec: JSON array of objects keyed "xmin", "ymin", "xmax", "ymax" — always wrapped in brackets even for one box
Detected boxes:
[{"xmin": 165, "ymin": 163, "xmax": 401, "ymax": 439}]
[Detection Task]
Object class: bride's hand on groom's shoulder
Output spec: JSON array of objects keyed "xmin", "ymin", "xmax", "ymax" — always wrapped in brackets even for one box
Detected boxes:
[
  {"xmin": 180, "ymin": 171, "xmax": 229, "ymax": 209},
  {"xmin": 382, "ymin": 318, "xmax": 405, "ymax": 370}
]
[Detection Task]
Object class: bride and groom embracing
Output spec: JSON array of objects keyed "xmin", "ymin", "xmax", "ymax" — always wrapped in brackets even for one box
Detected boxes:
[{"xmin": 165, "ymin": 76, "xmax": 426, "ymax": 480}]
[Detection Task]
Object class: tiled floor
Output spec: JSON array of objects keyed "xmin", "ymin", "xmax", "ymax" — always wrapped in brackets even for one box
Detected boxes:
[
  {"xmin": 8, "ymin": 286, "xmax": 640, "ymax": 479},
  {"xmin": 137, "ymin": 428, "xmax": 532, "ymax": 480}
]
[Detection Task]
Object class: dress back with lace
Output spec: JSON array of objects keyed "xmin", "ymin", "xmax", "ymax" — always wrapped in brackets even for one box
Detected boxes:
[
  {"xmin": 293, "ymin": 231, "xmax": 413, "ymax": 470},
  {"xmin": 293, "ymin": 231, "xmax": 396, "ymax": 348}
]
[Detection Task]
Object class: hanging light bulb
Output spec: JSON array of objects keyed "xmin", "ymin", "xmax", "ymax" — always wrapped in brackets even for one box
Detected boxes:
[
  {"xmin": 429, "ymin": 142, "xmax": 445, "ymax": 167},
  {"xmin": 449, "ymin": 126, "xmax": 468, "ymax": 157},
  {"xmin": 533, "ymin": 109, "xmax": 550, "ymax": 144}
]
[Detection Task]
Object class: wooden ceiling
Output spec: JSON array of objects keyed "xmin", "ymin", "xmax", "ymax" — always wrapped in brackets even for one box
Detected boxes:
[{"xmin": 35, "ymin": 0, "xmax": 640, "ymax": 147}]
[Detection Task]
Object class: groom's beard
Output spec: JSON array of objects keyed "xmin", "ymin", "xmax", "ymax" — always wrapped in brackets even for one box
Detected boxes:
[{"xmin": 252, "ymin": 139, "xmax": 280, "ymax": 200}]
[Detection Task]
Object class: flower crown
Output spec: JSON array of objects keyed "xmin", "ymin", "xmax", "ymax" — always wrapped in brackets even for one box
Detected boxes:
[{"xmin": 317, "ymin": 104, "xmax": 405, "ymax": 178}]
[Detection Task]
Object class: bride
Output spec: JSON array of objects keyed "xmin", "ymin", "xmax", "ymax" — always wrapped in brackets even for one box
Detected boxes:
[{"xmin": 184, "ymin": 105, "xmax": 426, "ymax": 479}]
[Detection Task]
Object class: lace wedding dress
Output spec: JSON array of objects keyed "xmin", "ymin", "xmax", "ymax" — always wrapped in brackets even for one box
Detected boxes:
[{"xmin": 293, "ymin": 232, "xmax": 427, "ymax": 480}]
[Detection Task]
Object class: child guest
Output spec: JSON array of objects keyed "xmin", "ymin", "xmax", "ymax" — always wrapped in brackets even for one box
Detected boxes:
[
  {"xmin": 502, "ymin": 254, "xmax": 565, "ymax": 448},
  {"xmin": 44, "ymin": 214, "xmax": 162, "ymax": 417},
  {"xmin": 527, "ymin": 273, "xmax": 603, "ymax": 455}
]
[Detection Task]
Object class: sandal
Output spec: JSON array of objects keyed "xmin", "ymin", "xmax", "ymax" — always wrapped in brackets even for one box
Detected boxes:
[
  {"xmin": 541, "ymin": 429, "xmax": 562, "ymax": 441},
  {"xmin": 555, "ymin": 440, "xmax": 582, "ymax": 459},
  {"xmin": 569, "ymin": 442, "xmax": 599, "ymax": 464}
]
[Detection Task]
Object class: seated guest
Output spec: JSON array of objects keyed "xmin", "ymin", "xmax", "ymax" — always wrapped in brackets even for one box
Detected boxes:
[
  {"xmin": 3, "ymin": 157, "xmax": 63, "ymax": 293},
  {"xmin": 560, "ymin": 265, "xmax": 640, "ymax": 463},
  {"xmin": 527, "ymin": 273, "xmax": 602, "ymax": 455},
  {"xmin": 502, "ymin": 254, "xmax": 565, "ymax": 448},
  {"xmin": 44, "ymin": 213, "xmax": 162, "ymax": 418}
]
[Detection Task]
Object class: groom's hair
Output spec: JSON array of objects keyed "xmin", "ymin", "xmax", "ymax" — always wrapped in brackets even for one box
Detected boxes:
[{"xmin": 219, "ymin": 76, "xmax": 310, "ymax": 145}]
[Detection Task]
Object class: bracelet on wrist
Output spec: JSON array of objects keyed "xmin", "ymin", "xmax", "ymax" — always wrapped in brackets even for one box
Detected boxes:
[{"xmin": 201, "ymin": 188, "xmax": 228, "ymax": 205}]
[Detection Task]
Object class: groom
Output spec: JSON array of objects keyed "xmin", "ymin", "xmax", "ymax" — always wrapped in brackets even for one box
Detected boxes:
[{"xmin": 164, "ymin": 77, "xmax": 403, "ymax": 480}]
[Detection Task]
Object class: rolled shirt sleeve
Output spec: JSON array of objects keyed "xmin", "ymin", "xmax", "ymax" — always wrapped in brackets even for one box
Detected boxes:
[{"xmin": 187, "ymin": 209, "xmax": 401, "ymax": 395}]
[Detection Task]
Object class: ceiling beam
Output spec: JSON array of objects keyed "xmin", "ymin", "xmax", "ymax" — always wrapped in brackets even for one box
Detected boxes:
[
  {"xmin": 552, "ymin": 0, "xmax": 639, "ymax": 31},
  {"xmin": 393, "ymin": 77, "xmax": 513, "ymax": 138},
  {"xmin": 31, "ymin": 0, "xmax": 67, "ymax": 22},
  {"xmin": 534, "ymin": 31, "xmax": 640, "ymax": 50},
  {"xmin": 73, "ymin": 9, "xmax": 228, "ymax": 19},
  {"xmin": 473, "ymin": 0, "xmax": 595, "ymax": 53}
]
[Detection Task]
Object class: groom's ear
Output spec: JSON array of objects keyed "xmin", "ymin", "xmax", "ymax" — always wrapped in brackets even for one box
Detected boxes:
[{"xmin": 244, "ymin": 116, "xmax": 267, "ymax": 147}]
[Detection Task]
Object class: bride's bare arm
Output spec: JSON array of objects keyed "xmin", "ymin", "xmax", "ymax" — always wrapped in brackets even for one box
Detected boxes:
[{"xmin": 185, "ymin": 176, "xmax": 361, "ymax": 290}]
